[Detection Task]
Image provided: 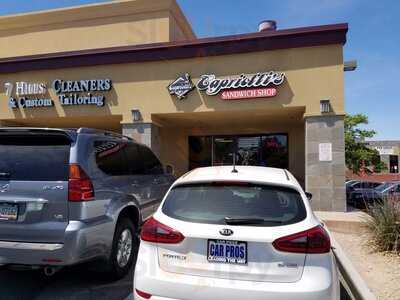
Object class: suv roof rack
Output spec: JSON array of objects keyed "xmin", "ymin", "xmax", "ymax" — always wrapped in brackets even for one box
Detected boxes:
[
  {"xmin": 77, "ymin": 127, "xmax": 133, "ymax": 141},
  {"xmin": 283, "ymin": 169, "xmax": 290, "ymax": 181}
]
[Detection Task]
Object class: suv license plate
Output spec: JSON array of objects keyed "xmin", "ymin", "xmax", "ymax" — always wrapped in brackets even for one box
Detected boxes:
[
  {"xmin": 207, "ymin": 239, "xmax": 247, "ymax": 265},
  {"xmin": 0, "ymin": 203, "xmax": 18, "ymax": 221}
]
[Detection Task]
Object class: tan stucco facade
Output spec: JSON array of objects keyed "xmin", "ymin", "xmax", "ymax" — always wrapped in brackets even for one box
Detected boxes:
[
  {"xmin": 0, "ymin": 44, "xmax": 342, "ymax": 183},
  {"xmin": 0, "ymin": 0, "xmax": 347, "ymax": 211},
  {"xmin": 0, "ymin": 0, "xmax": 195, "ymax": 58},
  {"xmin": 0, "ymin": 44, "xmax": 344, "ymax": 121}
]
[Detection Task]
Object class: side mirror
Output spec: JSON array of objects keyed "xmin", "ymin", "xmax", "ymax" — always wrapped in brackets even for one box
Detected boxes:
[
  {"xmin": 165, "ymin": 165, "xmax": 174, "ymax": 175},
  {"xmin": 305, "ymin": 192, "xmax": 313, "ymax": 201}
]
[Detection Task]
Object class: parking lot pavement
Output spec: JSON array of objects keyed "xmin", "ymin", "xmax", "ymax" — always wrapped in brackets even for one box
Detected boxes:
[
  {"xmin": 0, "ymin": 264, "xmax": 133, "ymax": 300},
  {"xmin": 0, "ymin": 264, "xmax": 351, "ymax": 300}
]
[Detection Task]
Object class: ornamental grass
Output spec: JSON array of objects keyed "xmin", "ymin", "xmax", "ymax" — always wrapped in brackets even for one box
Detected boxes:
[{"xmin": 366, "ymin": 196, "xmax": 400, "ymax": 253}]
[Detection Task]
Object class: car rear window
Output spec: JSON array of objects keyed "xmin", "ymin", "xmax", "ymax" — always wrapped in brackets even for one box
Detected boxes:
[
  {"xmin": 0, "ymin": 134, "xmax": 70, "ymax": 181},
  {"xmin": 162, "ymin": 183, "xmax": 307, "ymax": 226}
]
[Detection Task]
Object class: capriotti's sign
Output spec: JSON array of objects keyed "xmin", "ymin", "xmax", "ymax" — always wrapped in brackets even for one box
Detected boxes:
[{"xmin": 196, "ymin": 71, "xmax": 285, "ymax": 100}]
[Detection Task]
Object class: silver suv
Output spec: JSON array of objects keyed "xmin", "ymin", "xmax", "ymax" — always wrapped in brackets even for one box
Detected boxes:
[{"xmin": 0, "ymin": 127, "xmax": 174, "ymax": 279}]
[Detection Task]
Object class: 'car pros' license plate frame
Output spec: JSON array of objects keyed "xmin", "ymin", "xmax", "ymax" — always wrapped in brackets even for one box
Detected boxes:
[
  {"xmin": 207, "ymin": 239, "xmax": 247, "ymax": 265},
  {"xmin": 0, "ymin": 203, "xmax": 18, "ymax": 221}
]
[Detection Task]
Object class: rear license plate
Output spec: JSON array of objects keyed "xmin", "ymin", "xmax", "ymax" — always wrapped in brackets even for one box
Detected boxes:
[
  {"xmin": 0, "ymin": 203, "xmax": 18, "ymax": 221},
  {"xmin": 207, "ymin": 239, "xmax": 247, "ymax": 265}
]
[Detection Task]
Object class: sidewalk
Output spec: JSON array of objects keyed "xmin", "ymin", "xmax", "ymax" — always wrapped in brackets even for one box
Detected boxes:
[{"xmin": 315, "ymin": 210, "xmax": 370, "ymax": 233}]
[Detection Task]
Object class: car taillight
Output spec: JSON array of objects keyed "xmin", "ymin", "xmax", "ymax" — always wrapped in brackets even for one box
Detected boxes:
[
  {"xmin": 272, "ymin": 225, "xmax": 331, "ymax": 254},
  {"xmin": 140, "ymin": 217, "xmax": 185, "ymax": 244},
  {"xmin": 68, "ymin": 164, "xmax": 94, "ymax": 202},
  {"xmin": 135, "ymin": 289, "xmax": 152, "ymax": 299}
]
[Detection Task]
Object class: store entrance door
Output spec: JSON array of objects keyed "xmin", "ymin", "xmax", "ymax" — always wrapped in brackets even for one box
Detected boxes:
[
  {"xmin": 389, "ymin": 155, "xmax": 399, "ymax": 173},
  {"xmin": 189, "ymin": 134, "xmax": 288, "ymax": 170}
]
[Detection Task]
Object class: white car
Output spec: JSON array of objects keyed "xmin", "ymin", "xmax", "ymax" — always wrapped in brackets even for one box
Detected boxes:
[{"xmin": 134, "ymin": 166, "xmax": 339, "ymax": 300}]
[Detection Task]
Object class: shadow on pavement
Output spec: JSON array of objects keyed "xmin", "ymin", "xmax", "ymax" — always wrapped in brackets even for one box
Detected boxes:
[{"xmin": 0, "ymin": 263, "xmax": 133, "ymax": 300}]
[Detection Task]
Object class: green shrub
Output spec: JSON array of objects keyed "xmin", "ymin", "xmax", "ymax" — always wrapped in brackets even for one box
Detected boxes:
[{"xmin": 366, "ymin": 197, "xmax": 400, "ymax": 253}]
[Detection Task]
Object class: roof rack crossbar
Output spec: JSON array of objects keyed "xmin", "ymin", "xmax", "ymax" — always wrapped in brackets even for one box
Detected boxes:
[
  {"xmin": 283, "ymin": 169, "xmax": 290, "ymax": 181},
  {"xmin": 77, "ymin": 127, "xmax": 133, "ymax": 140}
]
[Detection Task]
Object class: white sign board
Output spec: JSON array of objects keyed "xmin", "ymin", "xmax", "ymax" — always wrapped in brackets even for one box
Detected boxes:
[
  {"xmin": 374, "ymin": 146, "xmax": 394, "ymax": 155},
  {"xmin": 319, "ymin": 143, "xmax": 332, "ymax": 162}
]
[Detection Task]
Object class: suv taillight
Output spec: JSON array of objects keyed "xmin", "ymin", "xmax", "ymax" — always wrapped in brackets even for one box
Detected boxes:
[
  {"xmin": 68, "ymin": 164, "xmax": 94, "ymax": 202},
  {"xmin": 141, "ymin": 217, "xmax": 185, "ymax": 244},
  {"xmin": 272, "ymin": 225, "xmax": 331, "ymax": 254}
]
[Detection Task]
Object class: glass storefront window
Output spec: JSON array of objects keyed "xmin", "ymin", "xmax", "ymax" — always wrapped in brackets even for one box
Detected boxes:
[
  {"xmin": 188, "ymin": 136, "xmax": 212, "ymax": 170},
  {"xmin": 260, "ymin": 135, "xmax": 288, "ymax": 169},
  {"xmin": 213, "ymin": 137, "xmax": 235, "ymax": 166},
  {"xmin": 189, "ymin": 134, "xmax": 288, "ymax": 170}
]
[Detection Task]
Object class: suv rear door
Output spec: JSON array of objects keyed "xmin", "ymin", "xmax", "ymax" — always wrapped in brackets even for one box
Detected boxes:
[
  {"xmin": 0, "ymin": 131, "xmax": 71, "ymax": 243},
  {"xmin": 138, "ymin": 145, "xmax": 171, "ymax": 213}
]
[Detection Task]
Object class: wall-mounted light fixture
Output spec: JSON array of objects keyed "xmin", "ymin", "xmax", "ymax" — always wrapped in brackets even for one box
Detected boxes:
[
  {"xmin": 131, "ymin": 109, "xmax": 142, "ymax": 122},
  {"xmin": 320, "ymin": 99, "xmax": 331, "ymax": 113},
  {"xmin": 344, "ymin": 60, "xmax": 357, "ymax": 72}
]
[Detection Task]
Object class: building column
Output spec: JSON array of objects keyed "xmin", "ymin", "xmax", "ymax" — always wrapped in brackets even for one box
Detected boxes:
[
  {"xmin": 305, "ymin": 115, "xmax": 346, "ymax": 211},
  {"xmin": 122, "ymin": 123, "xmax": 161, "ymax": 159}
]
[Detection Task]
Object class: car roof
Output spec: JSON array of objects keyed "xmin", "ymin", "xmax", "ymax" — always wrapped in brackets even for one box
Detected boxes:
[
  {"xmin": 0, "ymin": 127, "xmax": 132, "ymax": 141},
  {"xmin": 174, "ymin": 166, "xmax": 300, "ymax": 189}
]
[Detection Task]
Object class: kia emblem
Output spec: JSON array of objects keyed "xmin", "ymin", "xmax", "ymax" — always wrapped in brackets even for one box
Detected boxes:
[{"xmin": 219, "ymin": 228, "xmax": 233, "ymax": 236}]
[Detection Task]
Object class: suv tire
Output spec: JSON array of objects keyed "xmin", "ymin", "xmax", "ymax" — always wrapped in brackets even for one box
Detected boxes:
[{"xmin": 105, "ymin": 217, "xmax": 138, "ymax": 280}]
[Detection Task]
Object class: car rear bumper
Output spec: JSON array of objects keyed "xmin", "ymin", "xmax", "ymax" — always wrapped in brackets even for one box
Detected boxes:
[
  {"xmin": 0, "ymin": 217, "xmax": 114, "ymax": 266},
  {"xmin": 134, "ymin": 243, "xmax": 340, "ymax": 300}
]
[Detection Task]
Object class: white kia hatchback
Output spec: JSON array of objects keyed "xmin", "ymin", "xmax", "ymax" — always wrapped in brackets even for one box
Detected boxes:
[{"xmin": 134, "ymin": 166, "xmax": 339, "ymax": 300}]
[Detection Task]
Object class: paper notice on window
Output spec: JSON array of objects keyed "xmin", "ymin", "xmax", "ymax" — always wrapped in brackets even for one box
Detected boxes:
[{"xmin": 319, "ymin": 143, "xmax": 332, "ymax": 162}]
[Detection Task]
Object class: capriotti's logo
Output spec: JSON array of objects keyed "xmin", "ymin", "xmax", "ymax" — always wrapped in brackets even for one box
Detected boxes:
[
  {"xmin": 4, "ymin": 81, "xmax": 53, "ymax": 109},
  {"xmin": 196, "ymin": 71, "xmax": 285, "ymax": 100},
  {"xmin": 167, "ymin": 73, "xmax": 195, "ymax": 100}
]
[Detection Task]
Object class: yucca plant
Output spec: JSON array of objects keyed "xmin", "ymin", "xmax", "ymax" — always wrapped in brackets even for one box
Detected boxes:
[{"xmin": 365, "ymin": 196, "xmax": 400, "ymax": 253}]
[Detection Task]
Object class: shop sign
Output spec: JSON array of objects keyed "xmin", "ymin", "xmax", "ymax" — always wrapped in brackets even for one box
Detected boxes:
[
  {"xmin": 53, "ymin": 78, "xmax": 112, "ymax": 107},
  {"xmin": 197, "ymin": 71, "xmax": 285, "ymax": 100},
  {"xmin": 168, "ymin": 71, "xmax": 285, "ymax": 100},
  {"xmin": 167, "ymin": 73, "xmax": 195, "ymax": 99},
  {"xmin": 4, "ymin": 79, "xmax": 112, "ymax": 109},
  {"xmin": 374, "ymin": 146, "xmax": 395, "ymax": 155},
  {"xmin": 4, "ymin": 82, "xmax": 53, "ymax": 108}
]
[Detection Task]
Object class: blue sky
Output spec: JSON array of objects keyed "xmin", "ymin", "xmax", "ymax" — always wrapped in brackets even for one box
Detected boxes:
[{"xmin": 0, "ymin": 0, "xmax": 398, "ymax": 140}]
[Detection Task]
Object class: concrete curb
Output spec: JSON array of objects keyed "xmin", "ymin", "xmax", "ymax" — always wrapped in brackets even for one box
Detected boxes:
[
  {"xmin": 315, "ymin": 211, "xmax": 370, "ymax": 234},
  {"xmin": 329, "ymin": 233, "xmax": 376, "ymax": 300}
]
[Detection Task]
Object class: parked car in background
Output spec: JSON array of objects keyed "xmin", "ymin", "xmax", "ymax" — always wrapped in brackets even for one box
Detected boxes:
[
  {"xmin": 0, "ymin": 127, "xmax": 174, "ymax": 279},
  {"xmin": 346, "ymin": 180, "xmax": 381, "ymax": 201},
  {"xmin": 134, "ymin": 166, "xmax": 339, "ymax": 300},
  {"xmin": 348, "ymin": 181, "xmax": 400, "ymax": 208}
]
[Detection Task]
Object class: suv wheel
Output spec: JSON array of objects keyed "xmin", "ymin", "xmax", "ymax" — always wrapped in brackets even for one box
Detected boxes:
[{"xmin": 106, "ymin": 218, "xmax": 138, "ymax": 280}]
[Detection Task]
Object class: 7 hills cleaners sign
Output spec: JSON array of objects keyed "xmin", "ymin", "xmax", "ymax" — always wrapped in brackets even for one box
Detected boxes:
[
  {"xmin": 168, "ymin": 71, "xmax": 285, "ymax": 100},
  {"xmin": 4, "ymin": 78, "xmax": 112, "ymax": 109},
  {"xmin": 5, "ymin": 82, "xmax": 52, "ymax": 108},
  {"xmin": 53, "ymin": 79, "xmax": 111, "ymax": 107}
]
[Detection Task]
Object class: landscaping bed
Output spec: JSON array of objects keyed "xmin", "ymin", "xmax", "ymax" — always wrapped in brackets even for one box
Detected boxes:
[{"xmin": 332, "ymin": 230, "xmax": 400, "ymax": 299}]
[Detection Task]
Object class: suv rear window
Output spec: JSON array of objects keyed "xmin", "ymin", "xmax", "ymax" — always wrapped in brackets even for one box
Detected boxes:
[
  {"xmin": 0, "ymin": 134, "xmax": 70, "ymax": 181},
  {"xmin": 162, "ymin": 183, "xmax": 307, "ymax": 226}
]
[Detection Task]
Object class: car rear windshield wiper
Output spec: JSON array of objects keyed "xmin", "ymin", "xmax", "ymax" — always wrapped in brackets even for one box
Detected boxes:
[
  {"xmin": 0, "ymin": 172, "xmax": 11, "ymax": 179},
  {"xmin": 224, "ymin": 217, "xmax": 282, "ymax": 225}
]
